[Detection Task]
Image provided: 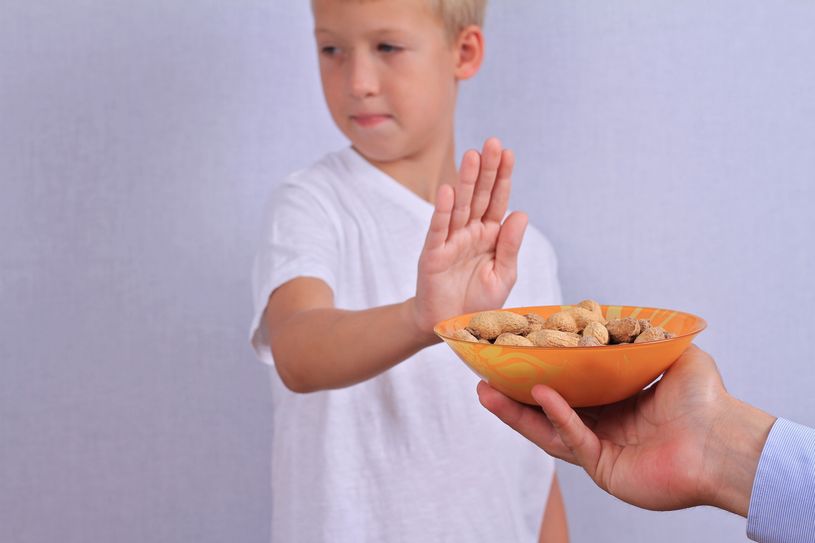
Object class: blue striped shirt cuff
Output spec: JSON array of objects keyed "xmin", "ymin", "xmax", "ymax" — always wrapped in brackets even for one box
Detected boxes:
[{"xmin": 747, "ymin": 418, "xmax": 815, "ymax": 543}]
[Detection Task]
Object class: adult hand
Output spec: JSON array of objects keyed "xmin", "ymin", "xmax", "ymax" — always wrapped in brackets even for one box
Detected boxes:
[{"xmin": 478, "ymin": 345, "xmax": 775, "ymax": 516}]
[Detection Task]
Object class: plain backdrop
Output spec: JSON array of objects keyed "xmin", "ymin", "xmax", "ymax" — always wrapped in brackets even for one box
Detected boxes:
[{"xmin": 2, "ymin": 1, "xmax": 814, "ymax": 542}]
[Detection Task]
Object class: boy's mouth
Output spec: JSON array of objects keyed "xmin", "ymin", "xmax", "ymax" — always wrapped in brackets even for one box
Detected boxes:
[{"xmin": 350, "ymin": 114, "xmax": 392, "ymax": 128}]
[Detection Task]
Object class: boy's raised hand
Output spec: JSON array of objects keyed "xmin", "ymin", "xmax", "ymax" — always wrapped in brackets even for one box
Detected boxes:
[{"xmin": 413, "ymin": 138, "xmax": 528, "ymax": 335}]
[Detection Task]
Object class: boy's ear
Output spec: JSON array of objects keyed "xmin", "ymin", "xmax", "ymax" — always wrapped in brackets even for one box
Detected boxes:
[{"xmin": 453, "ymin": 25, "xmax": 484, "ymax": 81}]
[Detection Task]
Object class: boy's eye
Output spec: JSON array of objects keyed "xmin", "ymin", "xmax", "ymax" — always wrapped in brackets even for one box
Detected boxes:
[
  {"xmin": 320, "ymin": 45, "xmax": 337, "ymax": 56},
  {"xmin": 377, "ymin": 43, "xmax": 402, "ymax": 54}
]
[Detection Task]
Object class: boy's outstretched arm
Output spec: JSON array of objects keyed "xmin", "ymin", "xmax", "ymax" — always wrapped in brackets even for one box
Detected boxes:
[
  {"xmin": 539, "ymin": 474, "xmax": 569, "ymax": 543},
  {"xmin": 265, "ymin": 138, "xmax": 527, "ymax": 392},
  {"xmin": 263, "ymin": 277, "xmax": 437, "ymax": 392}
]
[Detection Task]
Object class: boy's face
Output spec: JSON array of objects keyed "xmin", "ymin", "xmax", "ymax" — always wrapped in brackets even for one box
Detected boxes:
[{"xmin": 313, "ymin": 0, "xmax": 459, "ymax": 163}]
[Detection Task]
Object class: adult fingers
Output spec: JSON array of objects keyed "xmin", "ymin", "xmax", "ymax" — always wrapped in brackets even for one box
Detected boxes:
[
  {"xmin": 531, "ymin": 385, "xmax": 603, "ymax": 478},
  {"xmin": 477, "ymin": 381, "xmax": 576, "ymax": 462},
  {"xmin": 659, "ymin": 344, "xmax": 726, "ymax": 396}
]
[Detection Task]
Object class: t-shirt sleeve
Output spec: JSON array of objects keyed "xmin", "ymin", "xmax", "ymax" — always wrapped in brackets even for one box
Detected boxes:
[
  {"xmin": 249, "ymin": 179, "xmax": 340, "ymax": 365},
  {"xmin": 518, "ymin": 222, "xmax": 563, "ymax": 306}
]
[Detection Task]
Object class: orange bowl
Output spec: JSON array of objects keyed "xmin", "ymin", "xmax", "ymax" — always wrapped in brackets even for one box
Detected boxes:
[{"xmin": 434, "ymin": 305, "xmax": 706, "ymax": 407}]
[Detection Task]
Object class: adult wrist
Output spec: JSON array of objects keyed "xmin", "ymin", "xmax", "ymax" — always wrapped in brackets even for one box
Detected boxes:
[{"xmin": 704, "ymin": 396, "xmax": 776, "ymax": 517}]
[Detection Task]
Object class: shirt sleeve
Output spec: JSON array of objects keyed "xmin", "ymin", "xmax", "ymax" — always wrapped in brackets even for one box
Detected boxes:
[
  {"xmin": 747, "ymin": 417, "xmax": 815, "ymax": 543},
  {"xmin": 521, "ymin": 223, "xmax": 563, "ymax": 306},
  {"xmin": 248, "ymin": 179, "xmax": 340, "ymax": 365}
]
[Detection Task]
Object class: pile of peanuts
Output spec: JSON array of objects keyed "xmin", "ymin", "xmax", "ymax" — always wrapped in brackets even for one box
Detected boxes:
[{"xmin": 452, "ymin": 299, "xmax": 675, "ymax": 347}]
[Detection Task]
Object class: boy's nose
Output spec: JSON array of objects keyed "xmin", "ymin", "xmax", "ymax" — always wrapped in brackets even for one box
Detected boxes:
[{"xmin": 347, "ymin": 52, "xmax": 379, "ymax": 98}]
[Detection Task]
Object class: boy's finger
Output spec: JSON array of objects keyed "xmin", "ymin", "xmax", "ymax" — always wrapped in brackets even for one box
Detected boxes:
[
  {"xmin": 477, "ymin": 381, "xmax": 576, "ymax": 462},
  {"xmin": 493, "ymin": 211, "xmax": 527, "ymax": 283},
  {"xmin": 423, "ymin": 184, "xmax": 454, "ymax": 251},
  {"xmin": 482, "ymin": 149, "xmax": 514, "ymax": 223},
  {"xmin": 450, "ymin": 150, "xmax": 480, "ymax": 233},
  {"xmin": 531, "ymin": 385, "xmax": 603, "ymax": 479},
  {"xmin": 469, "ymin": 138, "xmax": 503, "ymax": 222}
]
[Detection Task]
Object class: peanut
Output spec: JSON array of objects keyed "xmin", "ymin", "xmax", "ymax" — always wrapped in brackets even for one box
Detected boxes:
[
  {"xmin": 567, "ymin": 306, "xmax": 604, "ymax": 332},
  {"xmin": 634, "ymin": 326, "xmax": 667, "ymax": 343},
  {"xmin": 578, "ymin": 335, "xmax": 603, "ymax": 347},
  {"xmin": 543, "ymin": 311, "xmax": 578, "ymax": 333},
  {"xmin": 451, "ymin": 328, "xmax": 479, "ymax": 342},
  {"xmin": 582, "ymin": 321, "xmax": 610, "ymax": 345},
  {"xmin": 467, "ymin": 310, "xmax": 530, "ymax": 340},
  {"xmin": 606, "ymin": 317, "xmax": 641, "ymax": 344},
  {"xmin": 525, "ymin": 313, "xmax": 547, "ymax": 333},
  {"xmin": 528, "ymin": 329, "xmax": 581, "ymax": 347},
  {"xmin": 577, "ymin": 299, "xmax": 604, "ymax": 320},
  {"xmin": 495, "ymin": 333, "xmax": 535, "ymax": 346}
]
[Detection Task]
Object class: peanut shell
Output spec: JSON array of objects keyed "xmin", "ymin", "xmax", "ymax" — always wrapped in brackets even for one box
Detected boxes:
[
  {"xmin": 543, "ymin": 311, "xmax": 578, "ymax": 333},
  {"xmin": 578, "ymin": 335, "xmax": 603, "ymax": 347},
  {"xmin": 467, "ymin": 310, "xmax": 530, "ymax": 340},
  {"xmin": 635, "ymin": 326, "xmax": 667, "ymax": 344},
  {"xmin": 567, "ymin": 307, "xmax": 604, "ymax": 332},
  {"xmin": 606, "ymin": 317, "xmax": 641, "ymax": 344},
  {"xmin": 577, "ymin": 299, "xmax": 604, "ymax": 319},
  {"xmin": 525, "ymin": 313, "xmax": 547, "ymax": 333},
  {"xmin": 451, "ymin": 328, "xmax": 479, "ymax": 342},
  {"xmin": 495, "ymin": 333, "xmax": 535, "ymax": 346},
  {"xmin": 582, "ymin": 321, "xmax": 610, "ymax": 345},
  {"xmin": 527, "ymin": 329, "xmax": 580, "ymax": 347}
]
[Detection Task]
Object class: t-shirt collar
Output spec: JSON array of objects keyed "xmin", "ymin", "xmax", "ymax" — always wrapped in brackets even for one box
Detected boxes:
[{"xmin": 338, "ymin": 146, "xmax": 435, "ymax": 221}]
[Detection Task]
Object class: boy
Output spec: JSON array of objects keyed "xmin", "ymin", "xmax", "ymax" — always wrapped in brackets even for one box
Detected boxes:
[{"xmin": 250, "ymin": 1, "xmax": 568, "ymax": 541}]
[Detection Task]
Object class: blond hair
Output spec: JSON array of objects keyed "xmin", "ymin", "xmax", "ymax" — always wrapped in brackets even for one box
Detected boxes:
[
  {"xmin": 313, "ymin": 1, "xmax": 487, "ymax": 41},
  {"xmin": 430, "ymin": 0, "xmax": 488, "ymax": 41}
]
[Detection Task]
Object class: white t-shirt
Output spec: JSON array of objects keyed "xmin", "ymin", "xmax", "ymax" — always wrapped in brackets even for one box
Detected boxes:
[{"xmin": 250, "ymin": 147, "xmax": 564, "ymax": 543}]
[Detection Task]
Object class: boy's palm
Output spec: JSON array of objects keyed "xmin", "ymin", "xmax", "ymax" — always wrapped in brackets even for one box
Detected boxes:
[{"xmin": 415, "ymin": 138, "xmax": 527, "ymax": 333}]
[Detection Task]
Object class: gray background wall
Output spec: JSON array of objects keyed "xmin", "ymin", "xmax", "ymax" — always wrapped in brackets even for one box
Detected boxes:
[{"xmin": 2, "ymin": 1, "xmax": 813, "ymax": 542}]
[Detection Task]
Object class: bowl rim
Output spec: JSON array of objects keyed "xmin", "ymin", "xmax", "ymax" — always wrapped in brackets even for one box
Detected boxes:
[{"xmin": 433, "ymin": 304, "xmax": 708, "ymax": 349}]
